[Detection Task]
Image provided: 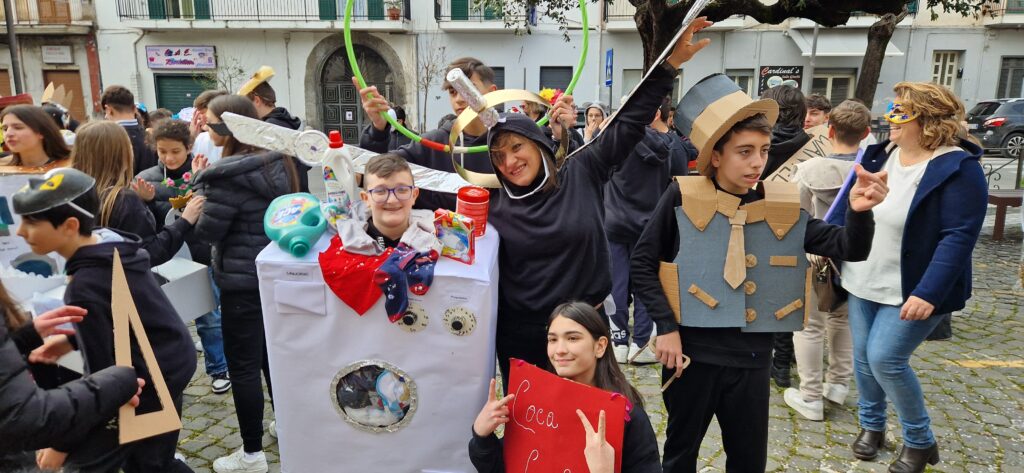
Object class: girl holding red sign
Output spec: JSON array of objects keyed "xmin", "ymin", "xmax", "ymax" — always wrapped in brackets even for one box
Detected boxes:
[{"xmin": 468, "ymin": 302, "xmax": 660, "ymax": 473}]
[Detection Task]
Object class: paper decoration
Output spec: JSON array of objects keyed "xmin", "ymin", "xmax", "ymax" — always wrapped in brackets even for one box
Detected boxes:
[
  {"xmin": 112, "ymin": 249, "xmax": 182, "ymax": 444},
  {"xmin": 503, "ymin": 360, "xmax": 627, "ymax": 473}
]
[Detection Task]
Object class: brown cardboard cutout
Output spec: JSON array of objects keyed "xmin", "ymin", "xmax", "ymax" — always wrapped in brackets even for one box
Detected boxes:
[
  {"xmin": 761, "ymin": 181, "xmax": 801, "ymax": 240},
  {"xmin": 112, "ymin": 249, "xmax": 182, "ymax": 444},
  {"xmin": 677, "ymin": 176, "xmax": 717, "ymax": 231},
  {"xmin": 659, "ymin": 262, "xmax": 681, "ymax": 323}
]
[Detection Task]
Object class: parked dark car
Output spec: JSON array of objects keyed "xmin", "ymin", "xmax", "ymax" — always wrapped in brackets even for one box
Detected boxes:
[{"xmin": 967, "ymin": 98, "xmax": 1024, "ymax": 159}]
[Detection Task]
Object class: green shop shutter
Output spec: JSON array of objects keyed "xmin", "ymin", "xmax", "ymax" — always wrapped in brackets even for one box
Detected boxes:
[
  {"xmin": 319, "ymin": 0, "xmax": 337, "ymax": 20},
  {"xmin": 155, "ymin": 75, "xmax": 208, "ymax": 114},
  {"xmin": 148, "ymin": 0, "xmax": 167, "ymax": 19}
]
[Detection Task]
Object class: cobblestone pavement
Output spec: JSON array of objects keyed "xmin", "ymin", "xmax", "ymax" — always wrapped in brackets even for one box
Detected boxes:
[{"xmin": 177, "ymin": 209, "xmax": 1023, "ymax": 473}]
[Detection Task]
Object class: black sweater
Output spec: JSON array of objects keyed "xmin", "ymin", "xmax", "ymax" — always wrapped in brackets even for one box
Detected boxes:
[
  {"xmin": 604, "ymin": 127, "xmax": 693, "ymax": 244},
  {"xmin": 122, "ymin": 123, "xmax": 158, "ymax": 177},
  {"xmin": 630, "ymin": 180, "xmax": 874, "ymax": 368},
  {"xmin": 136, "ymin": 157, "xmax": 213, "ymax": 266},
  {"xmin": 106, "ymin": 189, "xmax": 192, "ymax": 267},
  {"xmin": 0, "ymin": 322, "xmax": 138, "ymax": 454},
  {"xmin": 488, "ymin": 64, "xmax": 676, "ymax": 322},
  {"xmin": 64, "ymin": 230, "xmax": 196, "ymax": 407},
  {"xmin": 468, "ymin": 402, "xmax": 661, "ymax": 473}
]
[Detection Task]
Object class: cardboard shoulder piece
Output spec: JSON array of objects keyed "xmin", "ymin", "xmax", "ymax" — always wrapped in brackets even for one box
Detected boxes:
[
  {"xmin": 764, "ymin": 124, "xmax": 833, "ymax": 183},
  {"xmin": 111, "ymin": 249, "xmax": 182, "ymax": 444},
  {"xmin": 503, "ymin": 360, "xmax": 628, "ymax": 473},
  {"xmin": 662, "ymin": 176, "xmax": 810, "ymax": 332}
]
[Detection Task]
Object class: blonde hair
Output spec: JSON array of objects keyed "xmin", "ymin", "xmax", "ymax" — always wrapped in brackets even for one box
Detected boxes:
[
  {"xmin": 893, "ymin": 81, "xmax": 966, "ymax": 150},
  {"xmin": 70, "ymin": 121, "xmax": 134, "ymax": 227}
]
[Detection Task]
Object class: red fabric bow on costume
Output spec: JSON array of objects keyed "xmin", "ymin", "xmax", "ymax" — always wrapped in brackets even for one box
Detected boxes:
[{"xmin": 319, "ymin": 235, "xmax": 393, "ymax": 315}]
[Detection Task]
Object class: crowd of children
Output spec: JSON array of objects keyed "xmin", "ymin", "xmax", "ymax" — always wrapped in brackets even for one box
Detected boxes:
[{"xmin": 0, "ymin": 14, "xmax": 993, "ymax": 473}]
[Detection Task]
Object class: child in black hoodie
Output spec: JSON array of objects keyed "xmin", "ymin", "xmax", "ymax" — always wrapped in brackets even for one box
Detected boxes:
[{"xmin": 13, "ymin": 168, "xmax": 196, "ymax": 473}]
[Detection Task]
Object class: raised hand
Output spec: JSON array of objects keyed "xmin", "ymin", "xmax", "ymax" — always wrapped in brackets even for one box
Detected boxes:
[
  {"xmin": 577, "ymin": 409, "xmax": 615, "ymax": 473},
  {"xmin": 131, "ymin": 177, "xmax": 156, "ymax": 202},
  {"xmin": 849, "ymin": 164, "xmax": 889, "ymax": 212},
  {"xmin": 667, "ymin": 17, "xmax": 713, "ymax": 68},
  {"xmin": 32, "ymin": 305, "xmax": 85, "ymax": 338},
  {"xmin": 548, "ymin": 94, "xmax": 577, "ymax": 139},
  {"xmin": 352, "ymin": 76, "xmax": 390, "ymax": 131},
  {"xmin": 192, "ymin": 154, "xmax": 210, "ymax": 174},
  {"xmin": 472, "ymin": 379, "xmax": 516, "ymax": 437}
]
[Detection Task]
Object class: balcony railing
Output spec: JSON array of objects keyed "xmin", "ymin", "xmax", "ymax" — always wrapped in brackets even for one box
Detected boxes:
[
  {"xmin": 434, "ymin": 0, "xmax": 503, "ymax": 21},
  {"xmin": 116, "ymin": 0, "xmax": 411, "ymax": 22},
  {"xmin": 604, "ymin": 0, "xmax": 635, "ymax": 21},
  {"xmin": 0, "ymin": 0, "xmax": 85, "ymax": 25},
  {"xmin": 1004, "ymin": 0, "xmax": 1024, "ymax": 14}
]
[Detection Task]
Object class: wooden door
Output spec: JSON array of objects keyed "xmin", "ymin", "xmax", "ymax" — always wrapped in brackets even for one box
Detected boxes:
[
  {"xmin": 0, "ymin": 70, "xmax": 11, "ymax": 97},
  {"xmin": 42, "ymin": 70, "xmax": 85, "ymax": 122},
  {"xmin": 37, "ymin": 0, "xmax": 71, "ymax": 24}
]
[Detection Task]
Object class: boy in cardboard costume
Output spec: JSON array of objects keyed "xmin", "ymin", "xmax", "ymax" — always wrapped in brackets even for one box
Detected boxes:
[{"xmin": 630, "ymin": 74, "xmax": 890, "ymax": 472}]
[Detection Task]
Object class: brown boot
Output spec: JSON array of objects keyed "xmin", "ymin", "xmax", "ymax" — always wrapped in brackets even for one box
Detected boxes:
[
  {"xmin": 888, "ymin": 443, "xmax": 939, "ymax": 473},
  {"xmin": 852, "ymin": 429, "xmax": 885, "ymax": 460}
]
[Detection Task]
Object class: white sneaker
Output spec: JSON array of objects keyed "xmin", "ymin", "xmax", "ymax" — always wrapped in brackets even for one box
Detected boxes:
[
  {"xmin": 213, "ymin": 448, "xmax": 268, "ymax": 473},
  {"xmin": 822, "ymin": 382, "xmax": 850, "ymax": 405},
  {"xmin": 627, "ymin": 343, "xmax": 657, "ymax": 365},
  {"xmin": 784, "ymin": 388, "xmax": 824, "ymax": 421},
  {"xmin": 194, "ymin": 340, "xmax": 203, "ymax": 352},
  {"xmin": 613, "ymin": 344, "xmax": 629, "ymax": 364},
  {"xmin": 268, "ymin": 420, "xmax": 277, "ymax": 439}
]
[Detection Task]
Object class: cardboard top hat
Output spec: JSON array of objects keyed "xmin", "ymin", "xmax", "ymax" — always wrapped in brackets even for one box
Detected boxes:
[{"xmin": 674, "ymin": 73, "xmax": 780, "ymax": 176}]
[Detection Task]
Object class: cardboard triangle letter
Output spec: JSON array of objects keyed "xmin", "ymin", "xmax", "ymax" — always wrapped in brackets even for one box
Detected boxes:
[{"xmin": 112, "ymin": 249, "xmax": 182, "ymax": 444}]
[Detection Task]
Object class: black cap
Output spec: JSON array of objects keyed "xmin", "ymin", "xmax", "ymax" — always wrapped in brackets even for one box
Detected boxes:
[{"xmin": 12, "ymin": 168, "xmax": 96, "ymax": 216}]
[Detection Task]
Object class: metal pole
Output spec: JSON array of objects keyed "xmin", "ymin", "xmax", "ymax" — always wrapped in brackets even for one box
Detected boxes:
[
  {"xmin": 3, "ymin": 0, "xmax": 24, "ymax": 94},
  {"xmin": 804, "ymin": 22, "xmax": 819, "ymax": 96}
]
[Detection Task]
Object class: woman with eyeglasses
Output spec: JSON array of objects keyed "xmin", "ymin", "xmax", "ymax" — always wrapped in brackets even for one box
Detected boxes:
[
  {"xmin": 190, "ymin": 94, "xmax": 301, "ymax": 473},
  {"xmin": 828, "ymin": 82, "xmax": 987, "ymax": 473}
]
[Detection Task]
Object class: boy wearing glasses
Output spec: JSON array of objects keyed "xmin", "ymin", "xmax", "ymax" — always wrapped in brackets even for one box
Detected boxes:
[{"xmin": 360, "ymin": 153, "xmax": 421, "ymax": 251}]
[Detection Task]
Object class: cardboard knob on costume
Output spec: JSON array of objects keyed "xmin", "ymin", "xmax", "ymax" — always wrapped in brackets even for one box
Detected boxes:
[{"xmin": 264, "ymin": 193, "xmax": 328, "ymax": 258}]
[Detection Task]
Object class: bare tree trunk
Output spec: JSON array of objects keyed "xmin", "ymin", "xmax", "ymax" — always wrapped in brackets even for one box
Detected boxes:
[{"xmin": 855, "ymin": 6, "xmax": 909, "ymax": 107}]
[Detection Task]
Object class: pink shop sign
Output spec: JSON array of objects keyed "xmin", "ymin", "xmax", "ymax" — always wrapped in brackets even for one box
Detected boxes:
[{"xmin": 146, "ymin": 46, "xmax": 217, "ymax": 70}]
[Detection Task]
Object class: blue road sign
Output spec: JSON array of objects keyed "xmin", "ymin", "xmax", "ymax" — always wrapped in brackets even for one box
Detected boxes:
[{"xmin": 605, "ymin": 49, "xmax": 613, "ymax": 87}]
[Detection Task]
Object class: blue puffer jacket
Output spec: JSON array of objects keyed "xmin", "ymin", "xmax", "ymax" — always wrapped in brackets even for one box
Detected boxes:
[{"xmin": 828, "ymin": 138, "xmax": 987, "ymax": 314}]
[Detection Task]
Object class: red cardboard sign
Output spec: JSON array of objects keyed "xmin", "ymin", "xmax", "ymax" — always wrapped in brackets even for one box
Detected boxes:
[{"xmin": 503, "ymin": 359, "xmax": 628, "ymax": 472}]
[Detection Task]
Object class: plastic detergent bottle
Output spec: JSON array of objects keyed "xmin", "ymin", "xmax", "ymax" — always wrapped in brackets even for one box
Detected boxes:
[
  {"xmin": 264, "ymin": 193, "xmax": 328, "ymax": 257},
  {"xmin": 321, "ymin": 130, "xmax": 358, "ymax": 225}
]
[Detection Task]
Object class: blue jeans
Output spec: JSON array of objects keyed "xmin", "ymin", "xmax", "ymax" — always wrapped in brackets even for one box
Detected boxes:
[
  {"xmin": 195, "ymin": 267, "xmax": 227, "ymax": 376},
  {"xmin": 847, "ymin": 294, "xmax": 943, "ymax": 449},
  {"xmin": 608, "ymin": 239, "xmax": 653, "ymax": 347}
]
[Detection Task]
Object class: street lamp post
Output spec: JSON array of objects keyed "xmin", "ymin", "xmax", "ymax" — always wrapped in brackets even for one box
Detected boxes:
[{"xmin": 3, "ymin": 0, "xmax": 24, "ymax": 94}]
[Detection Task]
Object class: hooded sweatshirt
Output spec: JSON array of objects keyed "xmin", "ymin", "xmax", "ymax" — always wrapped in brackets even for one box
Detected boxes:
[
  {"xmin": 793, "ymin": 151, "xmax": 859, "ymax": 219},
  {"xmin": 761, "ymin": 124, "xmax": 810, "ymax": 179},
  {"xmin": 63, "ymin": 229, "xmax": 196, "ymax": 413},
  {"xmin": 484, "ymin": 63, "xmax": 676, "ymax": 323},
  {"xmin": 262, "ymin": 107, "xmax": 302, "ymax": 130},
  {"xmin": 604, "ymin": 127, "xmax": 694, "ymax": 244},
  {"xmin": 192, "ymin": 150, "xmax": 298, "ymax": 292}
]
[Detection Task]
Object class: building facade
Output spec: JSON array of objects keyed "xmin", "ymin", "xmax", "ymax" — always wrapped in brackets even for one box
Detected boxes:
[{"xmin": 92, "ymin": 0, "xmax": 1024, "ymax": 137}]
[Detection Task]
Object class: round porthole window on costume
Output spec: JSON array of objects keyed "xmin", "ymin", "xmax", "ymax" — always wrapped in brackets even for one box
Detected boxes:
[{"xmin": 330, "ymin": 360, "xmax": 418, "ymax": 433}]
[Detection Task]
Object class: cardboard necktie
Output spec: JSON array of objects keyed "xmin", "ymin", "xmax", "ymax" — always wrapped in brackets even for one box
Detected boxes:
[{"xmin": 723, "ymin": 210, "xmax": 748, "ymax": 289}]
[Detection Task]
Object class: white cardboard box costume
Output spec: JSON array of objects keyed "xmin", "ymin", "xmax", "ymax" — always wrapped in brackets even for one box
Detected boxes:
[{"xmin": 256, "ymin": 229, "xmax": 499, "ymax": 473}]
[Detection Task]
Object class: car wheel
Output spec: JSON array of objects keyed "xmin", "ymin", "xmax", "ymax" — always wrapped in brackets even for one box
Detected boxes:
[{"xmin": 1002, "ymin": 132, "xmax": 1024, "ymax": 159}]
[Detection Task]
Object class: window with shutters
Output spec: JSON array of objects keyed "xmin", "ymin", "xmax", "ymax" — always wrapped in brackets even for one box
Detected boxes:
[
  {"xmin": 932, "ymin": 51, "xmax": 960, "ymax": 89},
  {"xmin": 539, "ymin": 67, "xmax": 573, "ymax": 92},
  {"xmin": 727, "ymin": 69, "xmax": 756, "ymax": 97},
  {"xmin": 811, "ymin": 70, "xmax": 857, "ymax": 106},
  {"xmin": 997, "ymin": 57, "xmax": 1024, "ymax": 99}
]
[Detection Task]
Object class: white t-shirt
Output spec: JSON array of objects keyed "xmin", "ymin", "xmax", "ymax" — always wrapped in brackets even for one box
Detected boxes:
[
  {"xmin": 192, "ymin": 132, "xmax": 223, "ymax": 164},
  {"xmin": 841, "ymin": 145, "xmax": 961, "ymax": 305},
  {"xmin": 860, "ymin": 132, "xmax": 878, "ymax": 149}
]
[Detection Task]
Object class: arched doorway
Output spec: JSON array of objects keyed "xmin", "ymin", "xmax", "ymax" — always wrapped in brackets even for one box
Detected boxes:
[{"xmin": 320, "ymin": 45, "xmax": 396, "ymax": 143}]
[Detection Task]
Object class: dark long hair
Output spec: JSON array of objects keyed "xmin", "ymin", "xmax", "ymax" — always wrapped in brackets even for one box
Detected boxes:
[
  {"xmin": 1, "ymin": 105, "xmax": 71, "ymax": 165},
  {"xmin": 207, "ymin": 95, "xmax": 299, "ymax": 193},
  {"xmin": 548, "ymin": 302, "xmax": 644, "ymax": 409},
  {"xmin": 1, "ymin": 280, "xmax": 28, "ymax": 332}
]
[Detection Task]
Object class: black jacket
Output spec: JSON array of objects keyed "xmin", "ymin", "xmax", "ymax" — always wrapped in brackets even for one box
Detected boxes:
[
  {"xmin": 192, "ymin": 150, "xmax": 297, "ymax": 292},
  {"xmin": 263, "ymin": 107, "xmax": 302, "ymax": 130},
  {"xmin": 136, "ymin": 157, "xmax": 212, "ymax": 266},
  {"xmin": 485, "ymin": 63, "xmax": 676, "ymax": 322},
  {"xmin": 761, "ymin": 125, "xmax": 810, "ymax": 179},
  {"xmin": 604, "ymin": 127, "xmax": 693, "ymax": 244},
  {"xmin": 0, "ymin": 322, "xmax": 138, "ymax": 454},
  {"xmin": 468, "ymin": 402, "xmax": 660, "ymax": 473},
  {"xmin": 63, "ymin": 230, "xmax": 195, "ymax": 414},
  {"xmin": 630, "ymin": 179, "xmax": 875, "ymax": 368},
  {"xmin": 106, "ymin": 189, "xmax": 192, "ymax": 267},
  {"xmin": 122, "ymin": 123, "xmax": 158, "ymax": 177}
]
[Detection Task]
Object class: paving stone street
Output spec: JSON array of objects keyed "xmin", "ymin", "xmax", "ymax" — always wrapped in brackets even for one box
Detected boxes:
[{"xmin": 176, "ymin": 208, "xmax": 1023, "ymax": 473}]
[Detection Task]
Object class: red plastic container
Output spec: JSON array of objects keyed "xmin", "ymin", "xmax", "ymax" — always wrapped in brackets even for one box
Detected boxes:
[{"xmin": 456, "ymin": 186, "xmax": 490, "ymax": 237}]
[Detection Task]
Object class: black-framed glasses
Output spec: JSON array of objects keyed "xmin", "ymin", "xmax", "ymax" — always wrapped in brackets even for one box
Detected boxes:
[{"xmin": 367, "ymin": 185, "xmax": 416, "ymax": 203}]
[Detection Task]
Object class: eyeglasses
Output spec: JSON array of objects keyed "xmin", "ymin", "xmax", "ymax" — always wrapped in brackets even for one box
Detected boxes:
[{"xmin": 367, "ymin": 185, "xmax": 416, "ymax": 203}]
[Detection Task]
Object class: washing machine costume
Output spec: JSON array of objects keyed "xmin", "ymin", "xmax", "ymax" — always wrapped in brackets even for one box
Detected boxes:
[{"xmin": 630, "ymin": 74, "xmax": 889, "ymax": 472}]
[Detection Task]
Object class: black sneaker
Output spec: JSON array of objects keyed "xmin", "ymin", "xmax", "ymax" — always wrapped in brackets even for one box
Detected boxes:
[
  {"xmin": 211, "ymin": 373, "xmax": 232, "ymax": 394},
  {"xmin": 770, "ymin": 364, "xmax": 792, "ymax": 388}
]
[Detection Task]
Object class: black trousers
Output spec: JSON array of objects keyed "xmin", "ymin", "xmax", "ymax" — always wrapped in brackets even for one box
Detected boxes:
[
  {"xmin": 495, "ymin": 318, "xmax": 549, "ymax": 394},
  {"xmin": 221, "ymin": 289, "xmax": 274, "ymax": 453},
  {"xmin": 661, "ymin": 361, "xmax": 770, "ymax": 473},
  {"xmin": 64, "ymin": 393, "xmax": 192, "ymax": 473},
  {"xmin": 772, "ymin": 332, "xmax": 794, "ymax": 368}
]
